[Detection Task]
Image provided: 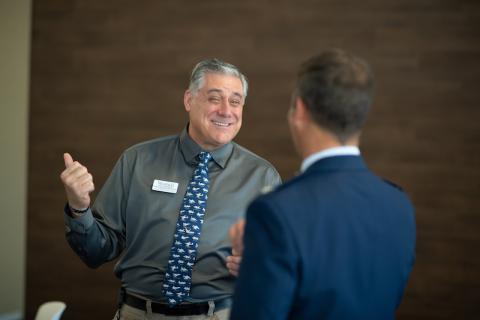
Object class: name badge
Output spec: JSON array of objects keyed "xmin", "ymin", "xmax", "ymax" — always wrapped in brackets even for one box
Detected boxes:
[{"xmin": 152, "ymin": 179, "xmax": 179, "ymax": 194}]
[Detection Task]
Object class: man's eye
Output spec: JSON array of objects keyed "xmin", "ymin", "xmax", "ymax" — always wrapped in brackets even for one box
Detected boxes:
[
  {"xmin": 230, "ymin": 100, "xmax": 241, "ymax": 106},
  {"xmin": 208, "ymin": 97, "xmax": 221, "ymax": 103}
]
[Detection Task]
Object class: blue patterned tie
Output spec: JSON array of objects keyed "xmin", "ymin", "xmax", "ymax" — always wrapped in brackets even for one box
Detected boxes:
[{"xmin": 162, "ymin": 151, "xmax": 212, "ymax": 306}]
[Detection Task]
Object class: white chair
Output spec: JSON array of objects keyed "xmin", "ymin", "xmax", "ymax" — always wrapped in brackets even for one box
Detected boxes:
[{"xmin": 34, "ymin": 301, "xmax": 66, "ymax": 320}]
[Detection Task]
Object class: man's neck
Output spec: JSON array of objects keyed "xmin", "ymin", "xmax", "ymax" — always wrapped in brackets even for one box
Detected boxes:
[{"xmin": 299, "ymin": 127, "xmax": 359, "ymax": 160}]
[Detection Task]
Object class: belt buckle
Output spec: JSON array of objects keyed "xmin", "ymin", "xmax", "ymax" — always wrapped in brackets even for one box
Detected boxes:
[{"xmin": 159, "ymin": 301, "xmax": 209, "ymax": 316}]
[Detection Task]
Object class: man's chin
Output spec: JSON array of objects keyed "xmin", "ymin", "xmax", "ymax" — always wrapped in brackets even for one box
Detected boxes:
[{"xmin": 210, "ymin": 133, "xmax": 237, "ymax": 147}]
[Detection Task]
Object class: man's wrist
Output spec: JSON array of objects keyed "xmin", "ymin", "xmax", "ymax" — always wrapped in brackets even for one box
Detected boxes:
[{"xmin": 68, "ymin": 205, "xmax": 89, "ymax": 216}]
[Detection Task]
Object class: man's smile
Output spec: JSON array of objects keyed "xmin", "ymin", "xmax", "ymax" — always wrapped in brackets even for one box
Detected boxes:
[{"xmin": 211, "ymin": 120, "xmax": 233, "ymax": 127}]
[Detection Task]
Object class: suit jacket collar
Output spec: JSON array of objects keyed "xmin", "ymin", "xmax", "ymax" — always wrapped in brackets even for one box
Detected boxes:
[{"xmin": 303, "ymin": 155, "xmax": 367, "ymax": 174}]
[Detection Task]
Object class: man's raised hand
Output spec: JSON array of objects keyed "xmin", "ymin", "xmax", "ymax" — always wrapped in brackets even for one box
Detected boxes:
[{"xmin": 60, "ymin": 153, "xmax": 95, "ymax": 211}]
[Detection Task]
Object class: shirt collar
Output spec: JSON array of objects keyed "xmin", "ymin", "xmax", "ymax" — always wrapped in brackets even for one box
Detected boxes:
[
  {"xmin": 179, "ymin": 125, "xmax": 233, "ymax": 169},
  {"xmin": 300, "ymin": 146, "xmax": 361, "ymax": 172}
]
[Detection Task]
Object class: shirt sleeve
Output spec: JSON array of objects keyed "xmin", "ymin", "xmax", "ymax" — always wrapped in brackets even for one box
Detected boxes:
[
  {"xmin": 269, "ymin": 166, "xmax": 282, "ymax": 186},
  {"xmin": 261, "ymin": 165, "xmax": 282, "ymax": 194},
  {"xmin": 64, "ymin": 152, "xmax": 129, "ymax": 268},
  {"xmin": 230, "ymin": 197, "xmax": 298, "ymax": 320}
]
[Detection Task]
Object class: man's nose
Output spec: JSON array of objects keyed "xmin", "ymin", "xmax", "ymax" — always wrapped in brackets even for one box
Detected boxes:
[{"xmin": 217, "ymin": 100, "xmax": 232, "ymax": 116}]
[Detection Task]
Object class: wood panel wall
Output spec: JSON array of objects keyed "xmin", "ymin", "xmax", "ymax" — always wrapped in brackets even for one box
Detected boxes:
[{"xmin": 27, "ymin": 0, "xmax": 480, "ymax": 319}]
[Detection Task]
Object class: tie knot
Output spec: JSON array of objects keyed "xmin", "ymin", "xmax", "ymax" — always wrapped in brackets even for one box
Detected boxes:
[{"xmin": 198, "ymin": 152, "xmax": 212, "ymax": 163}]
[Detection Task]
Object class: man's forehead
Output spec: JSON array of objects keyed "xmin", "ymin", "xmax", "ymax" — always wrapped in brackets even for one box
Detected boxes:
[
  {"xmin": 201, "ymin": 73, "xmax": 244, "ymax": 96},
  {"xmin": 205, "ymin": 88, "xmax": 243, "ymax": 98}
]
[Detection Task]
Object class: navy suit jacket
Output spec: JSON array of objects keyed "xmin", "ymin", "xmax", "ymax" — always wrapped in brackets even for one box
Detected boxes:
[{"xmin": 230, "ymin": 156, "xmax": 416, "ymax": 320}]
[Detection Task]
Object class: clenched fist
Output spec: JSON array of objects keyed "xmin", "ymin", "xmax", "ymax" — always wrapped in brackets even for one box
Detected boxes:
[{"xmin": 60, "ymin": 153, "xmax": 95, "ymax": 211}]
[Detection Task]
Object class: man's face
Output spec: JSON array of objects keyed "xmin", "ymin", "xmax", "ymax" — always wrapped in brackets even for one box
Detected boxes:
[{"xmin": 185, "ymin": 73, "xmax": 244, "ymax": 150}]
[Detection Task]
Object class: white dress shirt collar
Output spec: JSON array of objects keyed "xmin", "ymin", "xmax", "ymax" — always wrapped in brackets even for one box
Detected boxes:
[{"xmin": 300, "ymin": 146, "xmax": 361, "ymax": 172}]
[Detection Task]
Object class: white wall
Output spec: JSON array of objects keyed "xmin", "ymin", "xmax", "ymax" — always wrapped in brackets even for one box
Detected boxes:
[{"xmin": 0, "ymin": 0, "xmax": 31, "ymax": 319}]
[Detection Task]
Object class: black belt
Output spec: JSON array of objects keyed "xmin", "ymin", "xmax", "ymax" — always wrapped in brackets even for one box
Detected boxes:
[{"xmin": 124, "ymin": 293, "xmax": 231, "ymax": 316}]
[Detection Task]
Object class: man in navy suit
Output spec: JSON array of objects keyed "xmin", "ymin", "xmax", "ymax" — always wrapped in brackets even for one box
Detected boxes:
[{"xmin": 228, "ymin": 49, "xmax": 416, "ymax": 320}]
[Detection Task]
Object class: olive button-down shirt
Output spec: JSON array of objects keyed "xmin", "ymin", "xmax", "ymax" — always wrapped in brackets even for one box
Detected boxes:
[{"xmin": 64, "ymin": 128, "xmax": 281, "ymax": 302}]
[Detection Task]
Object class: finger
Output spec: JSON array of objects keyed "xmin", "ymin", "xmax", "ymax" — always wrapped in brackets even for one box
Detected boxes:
[
  {"xmin": 229, "ymin": 219, "xmax": 246, "ymax": 255},
  {"xmin": 227, "ymin": 255, "xmax": 242, "ymax": 263},
  {"xmin": 71, "ymin": 175, "xmax": 94, "ymax": 195},
  {"xmin": 229, "ymin": 219, "xmax": 244, "ymax": 242},
  {"xmin": 64, "ymin": 153, "xmax": 74, "ymax": 168},
  {"xmin": 231, "ymin": 235, "xmax": 243, "ymax": 255},
  {"xmin": 81, "ymin": 180, "xmax": 95, "ymax": 194},
  {"xmin": 226, "ymin": 256, "xmax": 242, "ymax": 277},
  {"xmin": 227, "ymin": 262, "xmax": 241, "ymax": 271},
  {"xmin": 229, "ymin": 228, "xmax": 239, "ymax": 253},
  {"xmin": 227, "ymin": 269, "xmax": 238, "ymax": 277},
  {"xmin": 227, "ymin": 265, "xmax": 239, "ymax": 277},
  {"xmin": 226, "ymin": 260, "xmax": 240, "ymax": 273},
  {"xmin": 60, "ymin": 160, "xmax": 81, "ymax": 179},
  {"xmin": 75, "ymin": 173, "xmax": 93, "ymax": 186},
  {"xmin": 63, "ymin": 164, "xmax": 89, "ymax": 181},
  {"xmin": 236, "ymin": 219, "xmax": 246, "ymax": 238}
]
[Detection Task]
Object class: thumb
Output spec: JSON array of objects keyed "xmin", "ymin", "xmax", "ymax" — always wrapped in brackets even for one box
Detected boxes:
[{"xmin": 64, "ymin": 153, "xmax": 74, "ymax": 168}]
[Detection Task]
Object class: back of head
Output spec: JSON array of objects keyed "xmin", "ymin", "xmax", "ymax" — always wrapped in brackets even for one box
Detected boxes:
[
  {"xmin": 189, "ymin": 58, "xmax": 248, "ymax": 98},
  {"xmin": 296, "ymin": 49, "xmax": 374, "ymax": 143}
]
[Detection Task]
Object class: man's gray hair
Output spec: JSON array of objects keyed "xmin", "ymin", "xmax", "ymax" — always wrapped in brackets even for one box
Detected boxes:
[{"xmin": 188, "ymin": 58, "xmax": 248, "ymax": 98}]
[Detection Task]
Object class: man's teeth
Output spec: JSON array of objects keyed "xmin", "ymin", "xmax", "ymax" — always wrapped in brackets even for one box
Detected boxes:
[{"xmin": 212, "ymin": 121, "xmax": 230, "ymax": 127}]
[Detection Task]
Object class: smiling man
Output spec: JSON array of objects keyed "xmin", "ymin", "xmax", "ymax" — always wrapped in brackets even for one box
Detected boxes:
[
  {"xmin": 60, "ymin": 59, "xmax": 281, "ymax": 320},
  {"xmin": 184, "ymin": 71, "xmax": 244, "ymax": 150}
]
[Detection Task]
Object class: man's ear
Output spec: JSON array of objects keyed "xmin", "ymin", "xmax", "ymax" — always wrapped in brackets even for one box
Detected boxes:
[
  {"xmin": 184, "ymin": 90, "xmax": 192, "ymax": 112},
  {"xmin": 294, "ymin": 97, "xmax": 311, "ymax": 123}
]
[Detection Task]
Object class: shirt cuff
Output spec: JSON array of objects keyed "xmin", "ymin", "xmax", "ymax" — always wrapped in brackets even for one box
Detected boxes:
[{"xmin": 63, "ymin": 203, "xmax": 95, "ymax": 234}]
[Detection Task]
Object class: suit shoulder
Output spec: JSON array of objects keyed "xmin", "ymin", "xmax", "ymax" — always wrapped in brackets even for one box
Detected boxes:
[
  {"xmin": 379, "ymin": 177, "xmax": 415, "ymax": 212},
  {"xmin": 382, "ymin": 178, "xmax": 405, "ymax": 192},
  {"xmin": 253, "ymin": 173, "xmax": 305, "ymax": 205},
  {"xmin": 269, "ymin": 171, "xmax": 308, "ymax": 194}
]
